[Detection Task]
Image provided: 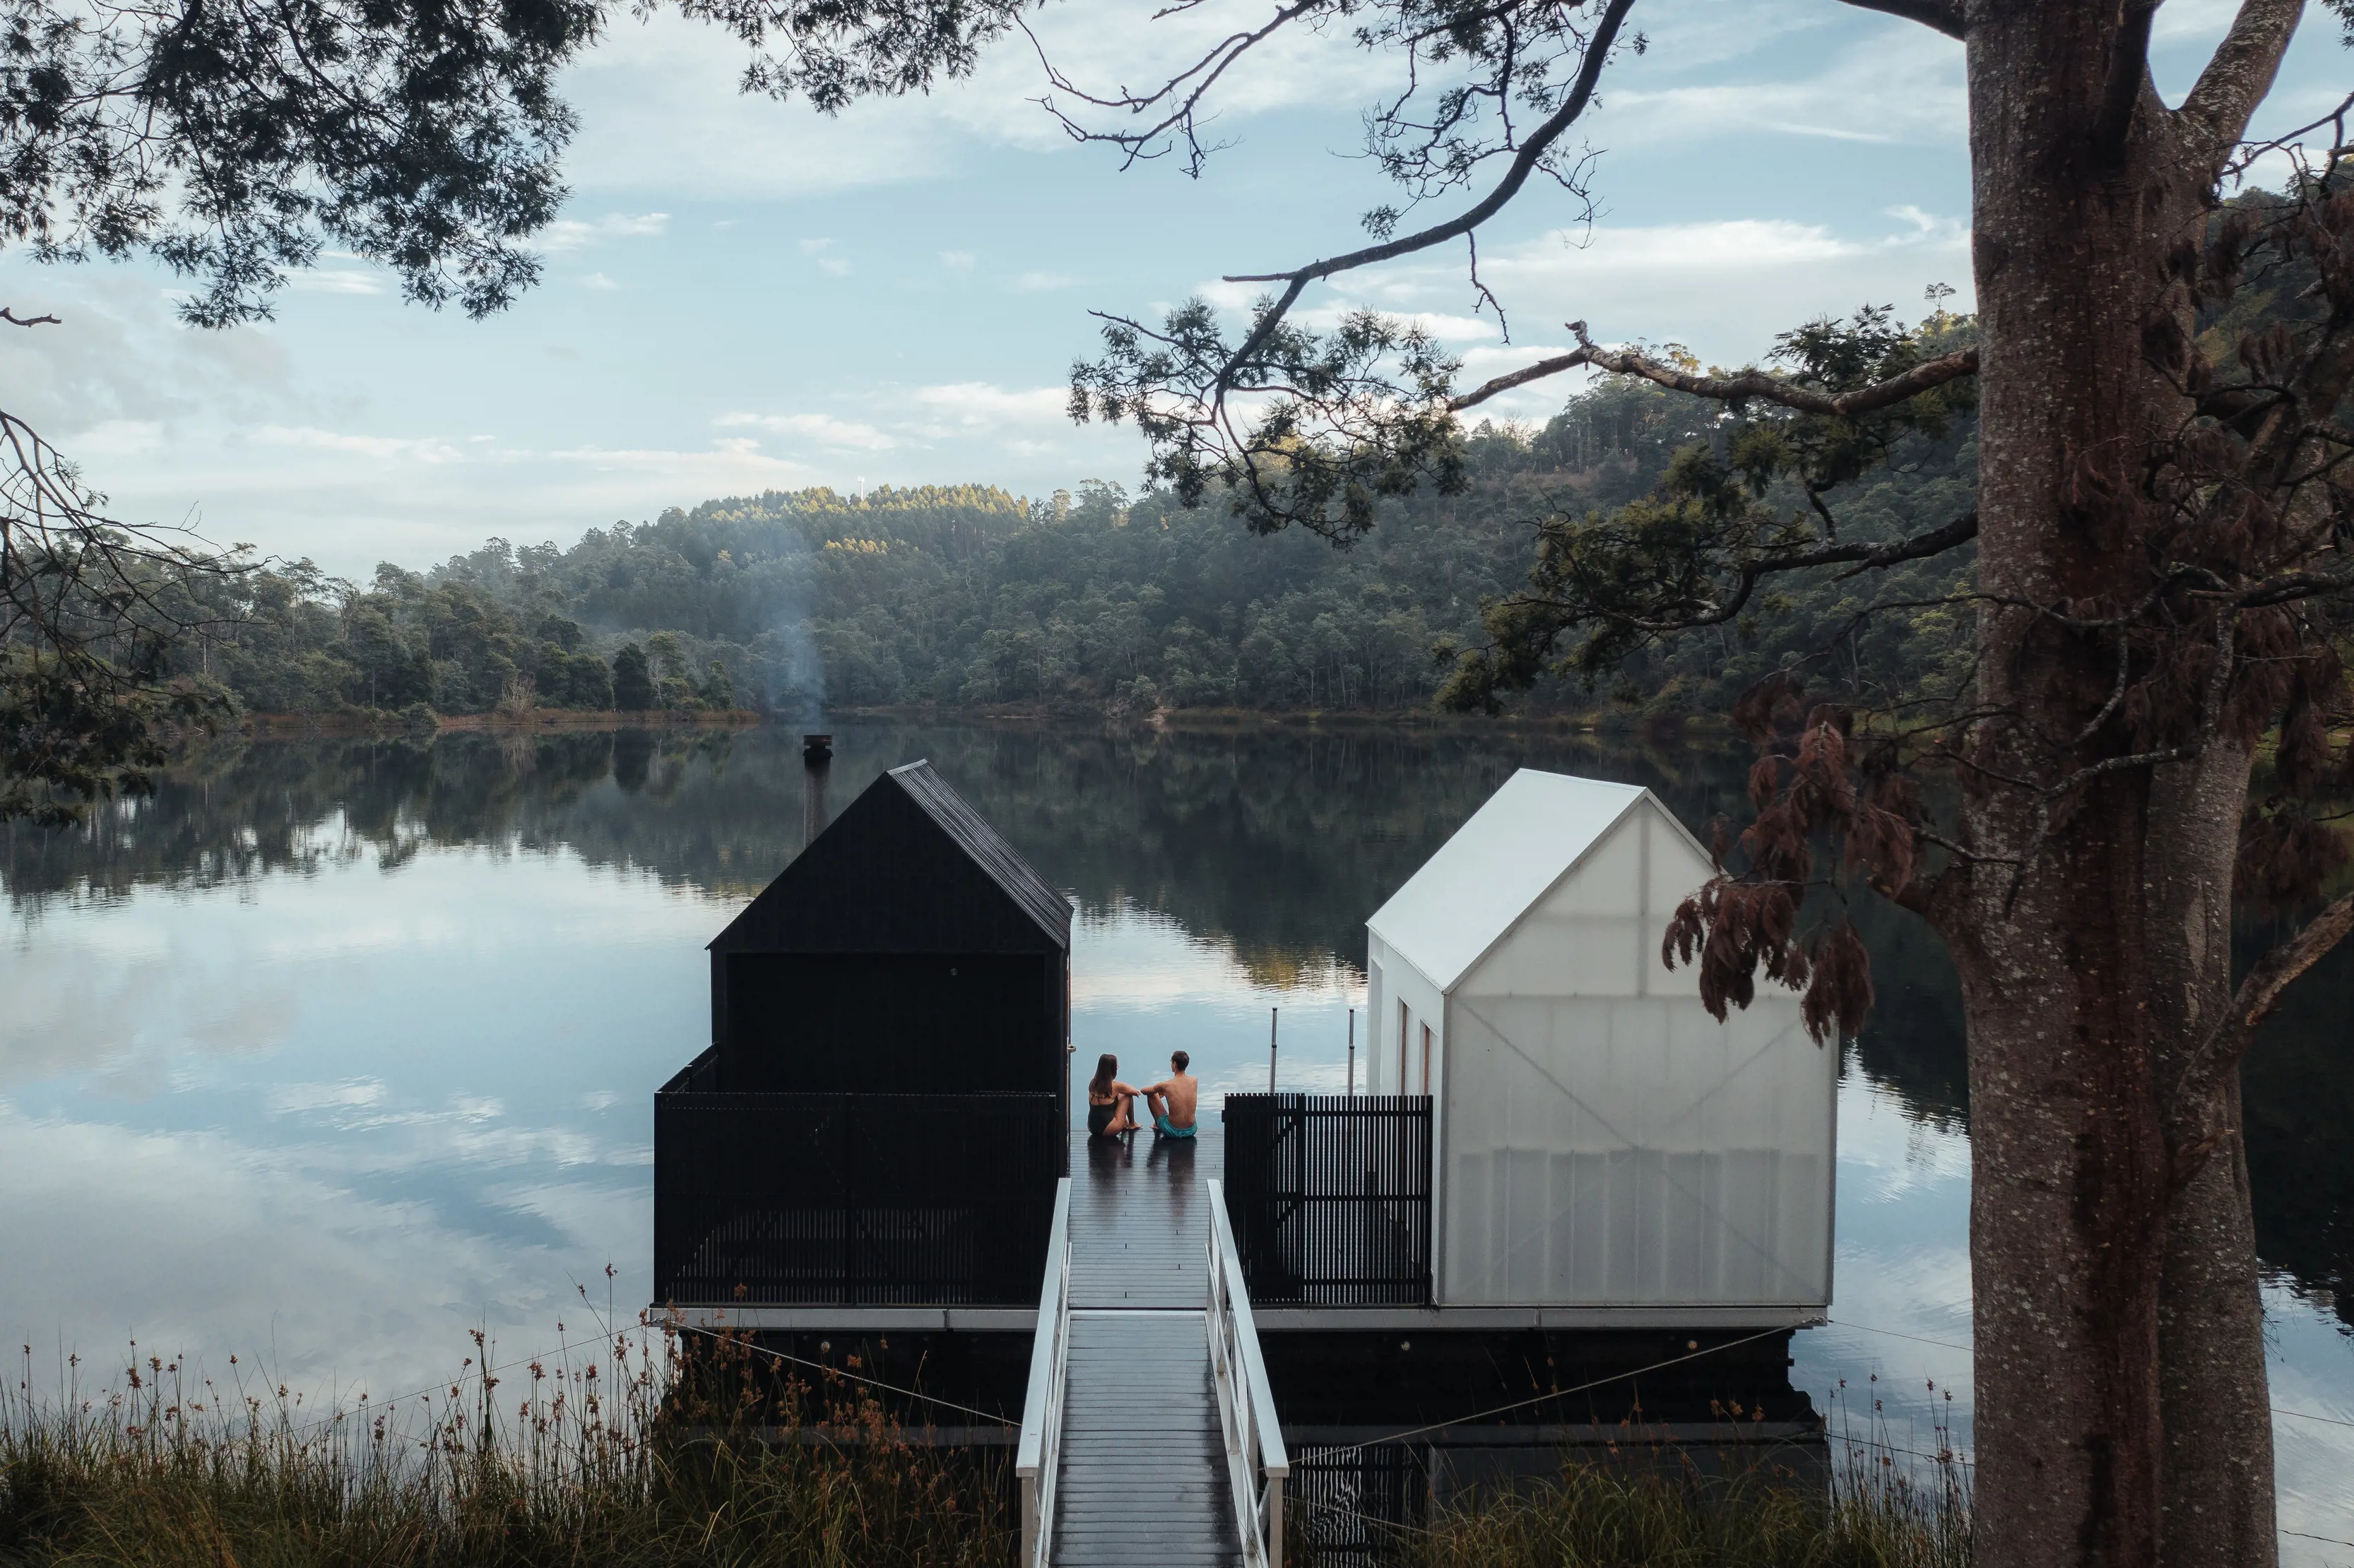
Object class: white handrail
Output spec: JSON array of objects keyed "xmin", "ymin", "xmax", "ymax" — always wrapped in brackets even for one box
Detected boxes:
[
  {"xmin": 1016, "ymin": 1177, "xmax": 1074, "ymax": 1568},
  {"xmin": 1206, "ymin": 1177, "xmax": 1291, "ymax": 1568}
]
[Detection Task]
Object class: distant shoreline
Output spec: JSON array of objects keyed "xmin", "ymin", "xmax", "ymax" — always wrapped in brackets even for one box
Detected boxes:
[
  {"xmin": 830, "ymin": 702, "xmax": 1713, "ymax": 737},
  {"xmin": 221, "ymin": 704, "xmax": 1722, "ymax": 740},
  {"xmin": 237, "ymin": 708, "xmax": 766, "ymax": 737}
]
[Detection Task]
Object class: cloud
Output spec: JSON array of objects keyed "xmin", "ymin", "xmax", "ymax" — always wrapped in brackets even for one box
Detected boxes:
[
  {"xmin": 1292, "ymin": 302, "xmax": 1501, "ymax": 343},
  {"xmin": 68, "ymin": 418, "xmax": 170, "ymax": 456},
  {"xmin": 714, "ymin": 391, "xmax": 1095, "ymax": 461},
  {"xmin": 534, "ymin": 439, "xmax": 814, "ymax": 487},
  {"xmin": 580, "ymin": 271, "xmax": 622, "ymax": 290},
  {"xmin": 269, "ymin": 1078, "xmax": 389, "ymax": 1117},
  {"xmin": 939, "ymin": 249, "xmax": 977, "ymax": 271},
  {"xmin": 556, "ymin": 4, "xmax": 1399, "ymax": 200},
  {"xmin": 2151, "ymin": 0, "xmax": 2242, "ymax": 44},
  {"xmin": 536, "ymin": 211, "xmax": 670, "ymax": 252},
  {"xmin": 288, "ymin": 270, "xmax": 384, "ymax": 296},
  {"xmin": 909, "ymin": 381, "xmax": 1070, "ymax": 433},
  {"xmin": 0, "ymin": 270, "xmax": 295, "ymax": 441},
  {"xmin": 716, "ymin": 411, "xmax": 899, "ymax": 451},
  {"xmin": 1014, "ymin": 271, "xmax": 1075, "ymax": 292},
  {"xmin": 799, "ymin": 237, "xmax": 852, "ymax": 276},
  {"xmin": 1596, "ymin": 18, "xmax": 1963, "ymax": 148},
  {"xmin": 252, "ymin": 426, "xmax": 468, "ymax": 464}
]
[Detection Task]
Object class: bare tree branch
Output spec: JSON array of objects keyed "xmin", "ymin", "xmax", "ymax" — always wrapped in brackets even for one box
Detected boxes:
[
  {"xmin": 1543, "ymin": 509, "xmax": 1979, "ymax": 634},
  {"xmin": 1212, "ymin": 0, "xmax": 1636, "ymax": 321},
  {"xmin": 1566, "ymin": 321, "xmax": 1980, "ymax": 417},
  {"xmin": 1448, "ymin": 348, "xmax": 1595, "ymax": 410},
  {"xmin": 1832, "ymin": 0, "xmax": 1963, "ymax": 40},
  {"xmin": 2167, "ymin": 885, "xmax": 2354, "ymax": 1185},
  {"xmin": 2215, "ymin": 562, "xmax": 2354, "ymax": 607},
  {"xmin": 1, "ymin": 309, "xmax": 62, "ymax": 328},
  {"xmin": 2179, "ymin": 0, "xmax": 2307, "ymax": 157},
  {"xmin": 1022, "ymin": 1, "xmax": 1320, "ymax": 175},
  {"xmin": 1186, "ymin": 0, "xmax": 1636, "ymax": 416},
  {"xmin": 2220, "ymin": 89, "xmax": 2354, "ymax": 184}
]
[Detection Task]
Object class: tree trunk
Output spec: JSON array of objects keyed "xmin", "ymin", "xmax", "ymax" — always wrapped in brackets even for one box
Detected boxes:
[
  {"xmin": 1960, "ymin": 4, "xmax": 2222, "ymax": 1563},
  {"xmin": 1948, "ymin": 794, "xmax": 2170, "ymax": 1568},
  {"xmin": 2146, "ymin": 743, "xmax": 2278, "ymax": 1568}
]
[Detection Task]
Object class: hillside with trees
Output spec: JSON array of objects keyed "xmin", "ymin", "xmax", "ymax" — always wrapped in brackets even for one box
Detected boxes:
[{"xmin": 187, "ymin": 361, "xmax": 1977, "ymax": 725}]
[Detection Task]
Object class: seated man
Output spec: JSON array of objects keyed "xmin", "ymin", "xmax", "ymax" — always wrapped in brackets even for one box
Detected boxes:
[{"xmin": 1140, "ymin": 1051, "xmax": 1199, "ymax": 1139}]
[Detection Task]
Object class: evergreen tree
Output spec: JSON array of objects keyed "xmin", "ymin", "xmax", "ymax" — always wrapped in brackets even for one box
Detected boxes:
[{"xmin": 611, "ymin": 644, "xmax": 656, "ymax": 711}]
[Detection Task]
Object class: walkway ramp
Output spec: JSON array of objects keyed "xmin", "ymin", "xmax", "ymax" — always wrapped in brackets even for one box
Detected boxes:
[
  {"xmin": 1018, "ymin": 1130, "xmax": 1288, "ymax": 1568},
  {"xmin": 1056, "ymin": 1313, "xmax": 1236, "ymax": 1567}
]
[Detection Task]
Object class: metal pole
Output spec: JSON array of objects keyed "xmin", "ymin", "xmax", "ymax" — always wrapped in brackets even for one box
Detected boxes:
[
  {"xmin": 1347, "ymin": 1008, "xmax": 1355, "ymax": 1098},
  {"xmin": 1269, "ymin": 1006, "xmax": 1279, "ymax": 1091}
]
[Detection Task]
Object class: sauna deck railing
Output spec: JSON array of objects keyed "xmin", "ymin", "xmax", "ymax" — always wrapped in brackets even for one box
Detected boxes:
[
  {"xmin": 654, "ymin": 1047, "xmax": 1064, "ymax": 1305},
  {"xmin": 1207, "ymin": 1177, "xmax": 1291, "ymax": 1568},
  {"xmin": 1014, "ymin": 1179, "xmax": 1074, "ymax": 1568}
]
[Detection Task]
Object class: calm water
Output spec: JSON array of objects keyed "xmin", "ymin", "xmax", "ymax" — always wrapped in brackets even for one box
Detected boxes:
[{"xmin": 3, "ymin": 723, "xmax": 2349, "ymax": 1553}]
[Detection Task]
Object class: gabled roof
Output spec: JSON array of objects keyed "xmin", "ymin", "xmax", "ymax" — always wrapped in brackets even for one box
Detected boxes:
[
  {"xmin": 708, "ymin": 759, "xmax": 1070, "ymax": 954},
  {"xmin": 1366, "ymin": 770, "xmax": 1658, "ymax": 992},
  {"xmin": 885, "ymin": 760, "xmax": 1071, "ymax": 942}
]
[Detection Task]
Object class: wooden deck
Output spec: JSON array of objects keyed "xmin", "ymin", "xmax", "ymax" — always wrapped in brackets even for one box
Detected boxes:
[{"xmin": 1051, "ymin": 1128, "xmax": 1241, "ymax": 1568}]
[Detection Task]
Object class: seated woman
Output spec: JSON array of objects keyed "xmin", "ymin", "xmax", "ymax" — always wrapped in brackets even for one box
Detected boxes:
[{"xmin": 1085, "ymin": 1054, "xmax": 1144, "ymax": 1138}]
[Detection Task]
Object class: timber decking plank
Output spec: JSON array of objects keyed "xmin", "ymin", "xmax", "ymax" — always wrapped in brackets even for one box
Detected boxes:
[{"xmin": 1049, "ymin": 1129, "xmax": 1241, "ymax": 1568}]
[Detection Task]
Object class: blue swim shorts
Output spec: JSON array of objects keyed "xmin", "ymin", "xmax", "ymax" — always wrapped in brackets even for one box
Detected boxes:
[{"xmin": 1154, "ymin": 1114, "xmax": 1197, "ymax": 1138}]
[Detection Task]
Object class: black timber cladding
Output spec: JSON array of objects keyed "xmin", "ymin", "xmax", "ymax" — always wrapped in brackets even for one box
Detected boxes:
[{"xmin": 706, "ymin": 760, "xmax": 1073, "ymax": 1107}]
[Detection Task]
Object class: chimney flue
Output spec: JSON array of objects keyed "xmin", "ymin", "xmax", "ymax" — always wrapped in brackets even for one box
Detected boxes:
[{"xmin": 802, "ymin": 735, "xmax": 833, "ymax": 850}]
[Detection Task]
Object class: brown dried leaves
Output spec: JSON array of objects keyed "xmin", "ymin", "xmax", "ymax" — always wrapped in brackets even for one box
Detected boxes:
[{"xmin": 1664, "ymin": 687, "xmax": 1915, "ymax": 1043}]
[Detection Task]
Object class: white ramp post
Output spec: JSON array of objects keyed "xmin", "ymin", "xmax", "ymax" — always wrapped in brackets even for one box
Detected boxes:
[{"xmin": 1015, "ymin": 1178, "xmax": 1072, "ymax": 1568}]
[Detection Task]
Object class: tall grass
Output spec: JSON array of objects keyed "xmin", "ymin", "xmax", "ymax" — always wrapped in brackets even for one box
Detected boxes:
[
  {"xmin": 0, "ymin": 1316, "xmax": 1010, "ymax": 1568},
  {"xmin": 1291, "ymin": 1378, "xmax": 1970, "ymax": 1568},
  {"xmin": 1356, "ymin": 1458, "xmax": 1968, "ymax": 1568},
  {"xmin": 6, "ymin": 1317, "xmax": 1968, "ymax": 1568}
]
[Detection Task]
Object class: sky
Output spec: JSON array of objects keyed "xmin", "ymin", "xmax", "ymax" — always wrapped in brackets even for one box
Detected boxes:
[{"xmin": 1, "ymin": 0, "xmax": 2348, "ymax": 578}]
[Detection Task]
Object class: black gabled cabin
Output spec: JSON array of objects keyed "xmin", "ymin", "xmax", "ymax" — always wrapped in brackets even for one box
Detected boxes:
[
  {"xmin": 655, "ymin": 760, "xmax": 1070, "ymax": 1311},
  {"xmin": 705, "ymin": 759, "xmax": 1072, "ymax": 1117}
]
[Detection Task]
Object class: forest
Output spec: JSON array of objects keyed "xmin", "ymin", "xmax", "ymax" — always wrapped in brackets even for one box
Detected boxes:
[{"xmin": 179, "ymin": 338, "xmax": 1978, "ymax": 725}]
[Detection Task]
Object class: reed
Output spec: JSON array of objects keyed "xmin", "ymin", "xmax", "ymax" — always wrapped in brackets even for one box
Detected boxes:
[
  {"xmin": 1291, "ymin": 1379, "xmax": 1970, "ymax": 1568},
  {"xmin": 1375, "ymin": 1458, "xmax": 1968, "ymax": 1568},
  {"xmin": 6, "ymin": 1315, "xmax": 1967, "ymax": 1568},
  {"xmin": 1, "ymin": 1317, "xmax": 1010, "ymax": 1568}
]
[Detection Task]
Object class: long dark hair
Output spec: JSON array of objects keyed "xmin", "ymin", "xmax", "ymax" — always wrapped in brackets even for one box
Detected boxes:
[{"xmin": 1089, "ymin": 1054, "xmax": 1117, "ymax": 1098}]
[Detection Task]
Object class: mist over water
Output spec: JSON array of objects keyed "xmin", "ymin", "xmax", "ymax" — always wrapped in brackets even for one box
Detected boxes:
[{"xmin": 2, "ymin": 720, "xmax": 2348, "ymax": 1554}]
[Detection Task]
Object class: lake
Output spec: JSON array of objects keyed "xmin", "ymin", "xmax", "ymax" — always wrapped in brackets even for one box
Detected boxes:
[{"xmin": 3, "ymin": 721, "xmax": 2349, "ymax": 1554}]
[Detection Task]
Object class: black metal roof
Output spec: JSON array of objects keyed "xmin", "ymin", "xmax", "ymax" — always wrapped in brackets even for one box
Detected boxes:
[
  {"xmin": 886, "ymin": 761, "xmax": 1072, "ymax": 942},
  {"xmin": 706, "ymin": 758, "xmax": 1071, "ymax": 954}
]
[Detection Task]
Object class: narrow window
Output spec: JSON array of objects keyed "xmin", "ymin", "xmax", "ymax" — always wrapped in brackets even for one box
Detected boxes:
[
  {"xmin": 1421, "ymin": 1021, "xmax": 1433, "ymax": 1095},
  {"xmin": 1397, "ymin": 999, "xmax": 1410, "ymax": 1095}
]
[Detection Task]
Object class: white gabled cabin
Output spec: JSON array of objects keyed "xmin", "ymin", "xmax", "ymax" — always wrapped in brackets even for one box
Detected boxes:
[{"xmin": 1364, "ymin": 769, "xmax": 1835, "ymax": 1326}]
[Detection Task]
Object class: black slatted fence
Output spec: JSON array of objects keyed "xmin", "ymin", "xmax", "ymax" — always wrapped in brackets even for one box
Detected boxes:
[
  {"xmin": 1288, "ymin": 1444, "xmax": 1429, "ymax": 1567},
  {"xmin": 655, "ymin": 1059, "xmax": 1063, "ymax": 1305},
  {"xmin": 1220, "ymin": 1093, "xmax": 1432, "ymax": 1307}
]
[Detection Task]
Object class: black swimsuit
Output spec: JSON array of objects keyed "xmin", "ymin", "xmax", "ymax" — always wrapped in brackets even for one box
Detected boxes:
[{"xmin": 1087, "ymin": 1098, "xmax": 1117, "ymax": 1136}]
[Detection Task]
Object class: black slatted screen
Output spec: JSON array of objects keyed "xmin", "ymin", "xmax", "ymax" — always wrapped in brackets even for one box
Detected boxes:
[
  {"xmin": 1220, "ymin": 1093, "xmax": 1433, "ymax": 1307},
  {"xmin": 655, "ymin": 1076, "xmax": 1063, "ymax": 1305}
]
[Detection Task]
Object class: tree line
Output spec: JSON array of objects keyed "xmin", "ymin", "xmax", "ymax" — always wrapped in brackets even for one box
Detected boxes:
[{"xmin": 175, "ymin": 365, "xmax": 1975, "ymax": 725}]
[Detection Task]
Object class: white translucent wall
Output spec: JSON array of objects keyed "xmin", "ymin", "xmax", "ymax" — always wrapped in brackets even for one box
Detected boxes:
[
  {"xmin": 1438, "ymin": 801, "xmax": 1835, "ymax": 1309},
  {"xmin": 1366, "ymin": 932, "xmax": 1445, "ymax": 1098}
]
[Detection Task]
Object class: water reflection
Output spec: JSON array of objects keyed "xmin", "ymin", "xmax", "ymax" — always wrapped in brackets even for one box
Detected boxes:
[
  {"xmin": 2, "ymin": 720, "xmax": 2349, "ymax": 1555},
  {"xmin": 2, "ymin": 723, "xmax": 2342, "ymax": 1307}
]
